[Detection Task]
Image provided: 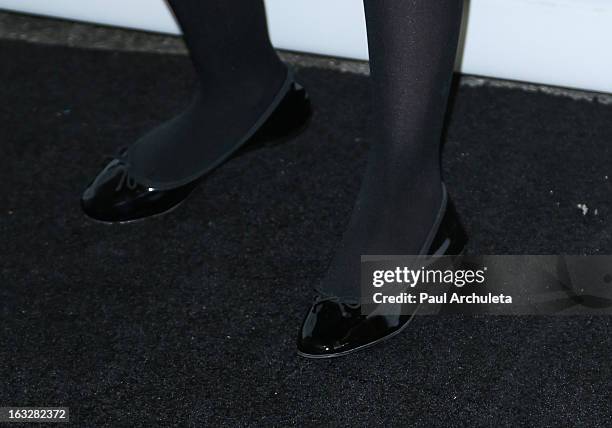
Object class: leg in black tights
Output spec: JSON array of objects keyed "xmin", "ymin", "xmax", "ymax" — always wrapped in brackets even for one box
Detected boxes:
[
  {"xmin": 82, "ymin": 0, "xmax": 311, "ymax": 222},
  {"xmin": 128, "ymin": 0, "xmax": 288, "ymax": 186},
  {"xmin": 321, "ymin": 0, "xmax": 464, "ymax": 299},
  {"xmin": 298, "ymin": 0, "xmax": 465, "ymax": 357}
]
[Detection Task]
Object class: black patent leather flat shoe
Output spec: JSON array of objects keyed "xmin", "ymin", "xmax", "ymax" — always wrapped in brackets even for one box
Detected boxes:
[
  {"xmin": 81, "ymin": 79, "xmax": 311, "ymax": 223},
  {"xmin": 297, "ymin": 186, "xmax": 467, "ymax": 359}
]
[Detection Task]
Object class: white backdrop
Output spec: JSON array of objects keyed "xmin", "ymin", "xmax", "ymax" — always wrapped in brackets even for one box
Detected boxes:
[{"xmin": 1, "ymin": 0, "xmax": 611, "ymax": 93}]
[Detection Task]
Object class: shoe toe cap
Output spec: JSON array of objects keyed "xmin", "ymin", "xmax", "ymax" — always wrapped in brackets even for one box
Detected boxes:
[{"xmin": 297, "ymin": 300, "xmax": 363, "ymax": 357}]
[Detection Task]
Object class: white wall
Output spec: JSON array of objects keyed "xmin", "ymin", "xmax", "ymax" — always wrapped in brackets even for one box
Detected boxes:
[{"xmin": 1, "ymin": 0, "xmax": 611, "ymax": 93}]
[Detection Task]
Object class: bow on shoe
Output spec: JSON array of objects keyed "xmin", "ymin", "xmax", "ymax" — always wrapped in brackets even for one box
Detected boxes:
[
  {"xmin": 314, "ymin": 290, "xmax": 361, "ymax": 317},
  {"xmin": 105, "ymin": 147, "xmax": 140, "ymax": 192}
]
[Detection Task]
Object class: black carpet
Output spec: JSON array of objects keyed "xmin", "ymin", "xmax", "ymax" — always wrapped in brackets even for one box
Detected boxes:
[{"xmin": 1, "ymin": 40, "xmax": 612, "ymax": 426}]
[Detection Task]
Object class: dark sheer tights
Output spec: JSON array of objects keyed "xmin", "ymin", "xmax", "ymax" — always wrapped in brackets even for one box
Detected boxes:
[
  {"xmin": 127, "ymin": 0, "xmax": 288, "ymax": 187},
  {"xmin": 319, "ymin": 0, "xmax": 464, "ymax": 299}
]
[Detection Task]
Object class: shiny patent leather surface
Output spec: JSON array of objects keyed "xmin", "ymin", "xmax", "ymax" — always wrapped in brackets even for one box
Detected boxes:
[
  {"xmin": 81, "ymin": 82, "xmax": 311, "ymax": 223},
  {"xmin": 297, "ymin": 192, "xmax": 467, "ymax": 358}
]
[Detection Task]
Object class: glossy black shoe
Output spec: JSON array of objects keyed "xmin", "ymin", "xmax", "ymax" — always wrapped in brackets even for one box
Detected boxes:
[
  {"xmin": 81, "ymin": 79, "xmax": 312, "ymax": 223},
  {"xmin": 297, "ymin": 186, "xmax": 467, "ymax": 358}
]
